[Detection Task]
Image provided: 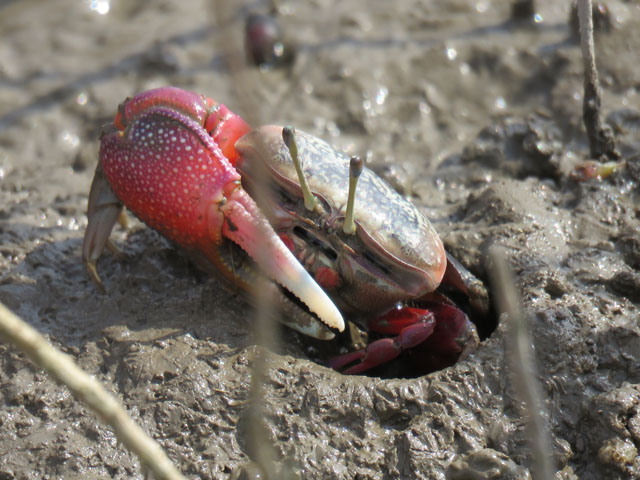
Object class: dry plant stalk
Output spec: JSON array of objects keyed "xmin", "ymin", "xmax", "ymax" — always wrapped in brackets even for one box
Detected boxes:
[
  {"xmin": 488, "ymin": 246, "xmax": 556, "ymax": 480},
  {"xmin": 578, "ymin": 0, "xmax": 617, "ymax": 160},
  {"xmin": 0, "ymin": 301, "xmax": 187, "ymax": 480},
  {"xmin": 211, "ymin": 1, "xmax": 282, "ymax": 478}
]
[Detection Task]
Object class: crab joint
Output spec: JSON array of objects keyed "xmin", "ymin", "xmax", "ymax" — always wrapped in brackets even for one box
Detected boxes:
[
  {"xmin": 282, "ymin": 126, "xmax": 318, "ymax": 211},
  {"xmin": 343, "ymin": 155, "xmax": 362, "ymax": 235}
]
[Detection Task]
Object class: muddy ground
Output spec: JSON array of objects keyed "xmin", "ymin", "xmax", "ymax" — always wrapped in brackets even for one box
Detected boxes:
[{"xmin": 1, "ymin": 0, "xmax": 639, "ymax": 478}]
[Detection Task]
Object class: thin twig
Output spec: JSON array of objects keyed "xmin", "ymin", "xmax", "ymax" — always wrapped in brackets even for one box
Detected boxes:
[
  {"xmin": 211, "ymin": 2, "xmax": 282, "ymax": 478},
  {"xmin": 578, "ymin": 0, "xmax": 617, "ymax": 160},
  {"xmin": 0, "ymin": 301, "xmax": 187, "ymax": 480},
  {"xmin": 488, "ymin": 246, "xmax": 555, "ymax": 480}
]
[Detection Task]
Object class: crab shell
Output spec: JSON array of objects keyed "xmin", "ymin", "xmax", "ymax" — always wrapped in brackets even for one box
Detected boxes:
[{"xmin": 235, "ymin": 126, "xmax": 447, "ymax": 315}]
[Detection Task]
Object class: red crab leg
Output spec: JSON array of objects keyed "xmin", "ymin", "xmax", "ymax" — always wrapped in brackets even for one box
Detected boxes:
[
  {"xmin": 328, "ymin": 303, "xmax": 476, "ymax": 374},
  {"xmin": 327, "ymin": 308, "xmax": 436, "ymax": 375}
]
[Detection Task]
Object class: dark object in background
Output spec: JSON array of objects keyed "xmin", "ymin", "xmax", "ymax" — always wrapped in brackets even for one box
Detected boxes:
[
  {"xmin": 141, "ymin": 42, "xmax": 180, "ymax": 73},
  {"xmin": 511, "ymin": 0, "xmax": 536, "ymax": 22},
  {"xmin": 244, "ymin": 13, "xmax": 294, "ymax": 69}
]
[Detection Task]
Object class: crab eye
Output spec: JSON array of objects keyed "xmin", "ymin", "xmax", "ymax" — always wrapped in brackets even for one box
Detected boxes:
[
  {"xmin": 363, "ymin": 251, "xmax": 390, "ymax": 276},
  {"xmin": 276, "ymin": 187, "xmax": 299, "ymax": 210},
  {"xmin": 292, "ymin": 226, "xmax": 337, "ymax": 261}
]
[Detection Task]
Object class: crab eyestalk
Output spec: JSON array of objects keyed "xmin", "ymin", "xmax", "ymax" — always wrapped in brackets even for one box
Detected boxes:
[
  {"xmin": 343, "ymin": 155, "xmax": 362, "ymax": 235},
  {"xmin": 282, "ymin": 126, "xmax": 317, "ymax": 211}
]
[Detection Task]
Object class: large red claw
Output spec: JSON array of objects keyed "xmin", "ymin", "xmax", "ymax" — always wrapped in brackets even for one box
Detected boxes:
[{"xmin": 94, "ymin": 88, "xmax": 344, "ymax": 335}]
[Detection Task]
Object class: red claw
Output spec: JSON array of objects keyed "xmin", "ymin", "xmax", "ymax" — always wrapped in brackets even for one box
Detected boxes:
[
  {"xmin": 85, "ymin": 87, "xmax": 344, "ymax": 337},
  {"xmin": 328, "ymin": 302, "xmax": 477, "ymax": 375},
  {"xmin": 100, "ymin": 101, "xmax": 238, "ymax": 250},
  {"xmin": 327, "ymin": 316, "xmax": 436, "ymax": 374}
]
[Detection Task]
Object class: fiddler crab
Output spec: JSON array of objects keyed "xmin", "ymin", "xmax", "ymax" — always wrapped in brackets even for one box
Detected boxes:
[{"xmin": 83, "ymin": 87, "xmax": 485, "ymax": 375}]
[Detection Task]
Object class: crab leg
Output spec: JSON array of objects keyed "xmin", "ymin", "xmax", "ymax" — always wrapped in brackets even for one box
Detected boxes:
[
  {"xmin": 327, "ymin": 309, "xmax": 436, "ymax": 374},
  {"xmin": 328, "ymin": 303, "xmax": 477, "ymax": 374},
  {"xmin": 82, "ymin": 165, "xmax": 124, "ymax": 293}
]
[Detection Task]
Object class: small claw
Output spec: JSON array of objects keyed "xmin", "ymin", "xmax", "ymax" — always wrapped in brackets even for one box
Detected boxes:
[
  {"xmin": 368, "ymin": 306, "xmax": 435, "ymax": 335},
  {"xmin": 219, "ymin": 187, "xmax": 344, "ymax": 334},
  {"xmin": 409, "ymin": 303, "xmax": 479, "ymax": 372},
  {"xmin": 330, "ymin": 338, "xmax": 401, "ymax": 375},
  {"xmin": 329, "ymin": 319, "xmax": 435, "ymax": 374},
  {"xmin": 82, "ymin": 165, "xmax": 124, "ymax": 292},
  {"xmin": 398, "ymin": 320, "xmax": 437, "ymax": 349}
]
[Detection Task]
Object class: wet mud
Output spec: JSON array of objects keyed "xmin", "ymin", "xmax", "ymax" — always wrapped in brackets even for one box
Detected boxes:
[{"xmin": 0, "ymin": 0, "xmax": 639, "ymax": 478}]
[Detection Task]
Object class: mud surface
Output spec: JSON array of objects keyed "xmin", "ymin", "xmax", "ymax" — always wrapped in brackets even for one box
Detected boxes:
[{"xmin": 1, "ymin": 1, "xmax": 640, "ymax": 478}]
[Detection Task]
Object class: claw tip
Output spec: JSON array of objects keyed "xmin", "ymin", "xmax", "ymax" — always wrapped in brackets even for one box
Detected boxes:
[{"xmin": 85, "ymin": 260, "xmax": 107, "ymax": 294}]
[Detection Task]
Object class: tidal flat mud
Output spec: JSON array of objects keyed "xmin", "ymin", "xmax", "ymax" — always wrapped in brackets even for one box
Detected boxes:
[{"xmin": 0, "ymin": 1, "xmax": 639, "ymax": 478}]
